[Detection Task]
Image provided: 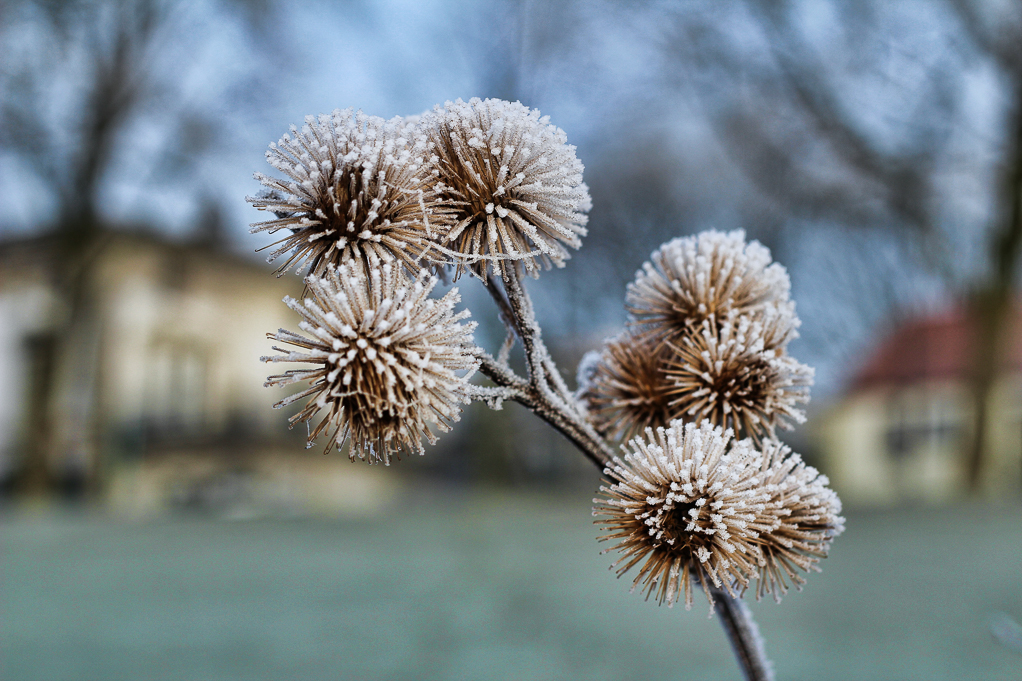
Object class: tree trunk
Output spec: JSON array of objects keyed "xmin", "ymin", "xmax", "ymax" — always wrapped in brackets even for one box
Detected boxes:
[{"xmin": 966, "ymin": 94, "xmax": 1022, "ymax": 490}]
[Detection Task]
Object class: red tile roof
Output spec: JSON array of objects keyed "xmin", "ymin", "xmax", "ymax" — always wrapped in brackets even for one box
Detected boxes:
[{"xmin": 852, "ymin": 304, "xmax": 1022, "ymax": 391}]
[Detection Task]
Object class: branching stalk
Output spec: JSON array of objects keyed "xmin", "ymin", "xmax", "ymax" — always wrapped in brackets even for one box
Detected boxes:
[{"xmin": 473, "ymin": 270, "xmax": 774, "ymax": 681}]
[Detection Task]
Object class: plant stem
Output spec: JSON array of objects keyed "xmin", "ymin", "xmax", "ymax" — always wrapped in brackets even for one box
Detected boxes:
[
  {"xmin": 475, "ymin": 267, "xmax": 775, "ymax": 681},
  {"xmin": 711, "ymin": 588, "xmax": 774, "ymax": 681}
]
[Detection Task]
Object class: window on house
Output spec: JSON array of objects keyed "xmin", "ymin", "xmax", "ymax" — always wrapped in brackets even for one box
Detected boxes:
[{"xmin": 147, "ymin": 340, "xmax": 208, "ymax": 435}]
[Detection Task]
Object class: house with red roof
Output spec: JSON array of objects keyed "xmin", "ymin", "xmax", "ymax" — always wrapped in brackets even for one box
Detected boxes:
[{"xmin": 816, "ymin": 306, "xmax": 1022, "ymax": 505}]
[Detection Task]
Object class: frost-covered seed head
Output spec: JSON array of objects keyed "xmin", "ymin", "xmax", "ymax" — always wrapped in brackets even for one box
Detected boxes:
[
  {"xmin": 665, "ymin": 311, "xmax": 813, "ymax": 441},
  {"xmin": 248, "ymin": 109, "xmax": 447, "ymax": 277},
  {"xmin": 594, "ymin": 421, "xmax": 843, "ymax": 610},
  {"xmin": 752, "ymin": 439, "xmax": 844, "ymax": 602},
  {"xmin": 582, "ymin": 332, "xmax": 675, "ymax": 443},
  {"xmin": 627, "ymin": 230, "xmax": 796, "ymax": 342},
  {"xmin": 262, "ymin": 260, "xmax": 479, "ymax": 464},
  {"xmin": 594, "ymin": 421, "xmax": 778, "ymax": 610},
  {"xmin": 425, "ymin": 98, "xmax": 590, "ymax": 279}
]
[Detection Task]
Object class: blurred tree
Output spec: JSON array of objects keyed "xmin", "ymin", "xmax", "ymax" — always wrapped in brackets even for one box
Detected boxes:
[
  {"xmin": 0, "ymin": 0, "xmax": 279, "ymax": 495},
  {"xmin": 663, "ymin": 0, "xmax": 1022, "ymax": 489}
]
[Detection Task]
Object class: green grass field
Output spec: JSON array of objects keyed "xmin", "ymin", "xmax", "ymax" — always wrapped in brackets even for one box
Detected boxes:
[{"xmin": 2, "ymin": 488, "xmax": 1020, "ymax": 680}]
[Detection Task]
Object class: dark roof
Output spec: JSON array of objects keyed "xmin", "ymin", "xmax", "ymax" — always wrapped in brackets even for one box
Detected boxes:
[{"xmin": 852, "ymin": 304, "xmax": 1022, "ymax": 391}]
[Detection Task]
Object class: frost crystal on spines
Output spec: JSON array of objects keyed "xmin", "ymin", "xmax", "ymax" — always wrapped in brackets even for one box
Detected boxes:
[
  {"xmin": 753, "ymin": 439, "xmax": 844, "ymax": 602},
  {"xmin": 627, "ymin": 230, "xmax": 795, "ymax": 341},
  {"xmin": 594, "ymin": 421, "xmax": 777, "ymax": 609},
  {"xmin": 665, "ymin": 311, "xmax": 813, "ymax": 441},
  {"xmin": 262, "ymin": 260, "xmax": 479, "ymax": 464},
  {"xmin": 595, "ymin": 422, "xmax": 843, "ymax": 611},
  {"xmin": 248, "ymin": 109, "xmax": 446, "ymax": 277},
  {"xmin": 425, "ymin": 98, "xmax": 590, "ymax": 279},
  {"xmin": 582, "ymin": 332, "xmax": 675, "ymax": 442}
]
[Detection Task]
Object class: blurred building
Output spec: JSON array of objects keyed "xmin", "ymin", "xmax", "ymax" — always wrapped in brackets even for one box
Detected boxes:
[
  {"xmin": 817, "ymin": 307, "xmax": 1022, "ymax": 505},
  {"xmin": 0, "ymin": 229, "xmax": 394, "ymax": 515}
]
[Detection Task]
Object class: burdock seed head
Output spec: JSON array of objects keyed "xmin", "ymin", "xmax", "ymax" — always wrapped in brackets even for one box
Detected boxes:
[
  {"xmin": 627, "ymin": 230, "xmax": 795, "ymax": 342},
  {"xmin": 594, "ymin": 420, "xmax": 776, "ymax": 610},
  {"xmin": 262, "ymin": 259, "xmax": 479, "ymax": 464},
  {"xmin": 581, "ymin": 331, "xmax": 676, "ymax": 443},
  {"xmin": 248, "ymin": 109, "xmax": 445, "ymax": 277},
  {"xmin": 594, "ymin": 421, "xmax": 843, "ymax": 610},
  {"xmin": 664, "ymin": 310, "xmax": 813, "ymax": 442},
  {"xmin": 424, "ymin": 98, "xmax": 591, "ymax": 279}
]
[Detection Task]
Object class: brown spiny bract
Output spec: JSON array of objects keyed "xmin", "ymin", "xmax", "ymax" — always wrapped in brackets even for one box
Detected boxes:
[
  {"xmin": 594, "ymin": 421, "xmax": 843, "ymax": 610},
  {"xmin": 262, "ymin": 260, "xmax": 479, "ymax": 464},
  {"xmin": 753, "ymin": 439, "xmax": 845, "ymax": 602},
  {"xmin": 425, "ymin": 98, "xmax": 590, "ymax": 279},
  {"xmin": 627, "ymin": 230, "xmax": 796, "ymax": 342},
  {"xmin": 582, "ymin": 333, "xmax": 675, "ymax": 443},
  {"xmin": 248, "ymin": 109, "xmax": 447, "ymax": 277},
  {"xmin": 665, "ymin": 311, "xmax": 812, "ymax": 441},
  {"xmin": 594, "ymin": 421, "xmax": 777, "ymax": 609}
]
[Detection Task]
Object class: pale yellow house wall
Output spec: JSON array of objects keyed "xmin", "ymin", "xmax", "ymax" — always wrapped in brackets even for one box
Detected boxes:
[
  {"xmin": 817, "ymin": 378, "xmax": 1020, "ymax": 506},
  {"xmin": 92, "ymin": 238, "xmax": 303, "ymax": 435}
]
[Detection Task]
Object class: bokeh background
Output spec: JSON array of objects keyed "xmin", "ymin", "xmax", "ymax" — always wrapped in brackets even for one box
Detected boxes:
[{"xmin": 1, "ymin": 1, "xmax": 1021, "ymax": 679}]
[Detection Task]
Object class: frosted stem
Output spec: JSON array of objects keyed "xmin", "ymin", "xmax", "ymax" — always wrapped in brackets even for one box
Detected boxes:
[
  {"xmin": 477, "ymin": 350, "xmax": 612, "ymax": 469},
  {"xmin": 711, "ymin": 587, "xmax": 774, "ymax": 681},
  {"xmin": 478, "ymin": 270, "xmax": 774, "ymax": 681},
  {"xmin": 483, "ymin": 273, "xmax": 519, "ymax": 341}
]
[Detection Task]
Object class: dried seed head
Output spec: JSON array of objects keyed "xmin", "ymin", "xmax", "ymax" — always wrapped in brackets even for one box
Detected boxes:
[
  {"xmin": 249, "ymin": 109, "xmax": 446, "ymax": 277},
  {"xmin": 594, "ymin": 421, "xmax": 776, "ymax": 610},
  {"xmin": 594, "ymin": 421, "xmax": 843, "ymax": 610},
  {"xmin": 753, "ymin": 439, "xmax": 844, "ymax": 602},
  {"xmin": 665, "ymin": 310, "xmax": 813, "ymax": 441},
  {"xmin": 582, "ymin": 333, "xmax": 675, "ymax": 443},
  {"xmin": 627, "ymin": 230, "xmax": 795, "ymax": 342},
  {"xmin": 425, "ymin": 98, "xmax": 590, "ymax": 279},
  {"xmin": 262, "ymin": 260, "xmax": 479, "ymax": 464}
]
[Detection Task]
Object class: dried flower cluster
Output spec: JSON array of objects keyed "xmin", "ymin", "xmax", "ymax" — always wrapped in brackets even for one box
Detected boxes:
[
  {"xmin": 594, "ymin": 421, "xmax": 843, "ymax": 610},
  {"xmin": 262, "ymin": 260, "xmax": 478, "ymax": 464},
  {"xmin": 251, "ymin": 102, "xmax": 843, "ymax": 669},
  {"xmin": 253, "ymin": 98, "xmax": 592, "ymax": 460},
  {"xmin": 584, "ymin": 230, "xmax": 811, "ymax": 442},
  {"xmin": 426, "ymin": 98, "xmax": 591, "ymax": 279},
  {"xmin": 249, "ymin": 99, "xmax": 591, "ymax": 283}
]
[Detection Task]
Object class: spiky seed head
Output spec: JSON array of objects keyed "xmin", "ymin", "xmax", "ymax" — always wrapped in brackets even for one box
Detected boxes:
[
  {"xmin": 582, "ymin": 332, "xmax": 675, "ymax": 443},
  {"xmin": 425, "ymin": 98, "xmax": 590, "ymax": 279},
  {"xmin": 753, "ymin": 439, "xmax": 845, "ymax": 602},
  {"xmin": 594, "ymin": 421, "xmax": 777, "ymax": 610},
  {"xmin": 594, "ymin": 421, "xmax": 843, "ymax": 610},
  {"xmin": 627, "ymin": 230, "xmax": 795, "ymax": 342},
  {"xmin": 262, "ymin": 260, "xmax": 479, "ymax": 464},
  {"xmin": 248, "ymin": 109, "xmax": 448, "ymax": 277},
  {"xmin": 665, "ymin": 311, "xmax": 813, "ymax": 441}
]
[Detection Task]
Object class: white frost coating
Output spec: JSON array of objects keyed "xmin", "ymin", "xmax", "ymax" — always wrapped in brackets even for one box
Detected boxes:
[
  {"xmin": 595, "ymin": 421, "xmax": 774, "ymax": 610},
  {"xmin": 424, "ymin": 98, "xmax": 590, "ymax": 278},
  {"xmin": 752, "ymin": 438, "xmax": 845, "ymax": 602},
  {"xmin": 627, "ymin": 229, "xmax": 797, "ymax": 342},
  {"xmin": 574, "ymin": 349, "xmax": 603, "ymax": 397},
  {"xmin": 262, "ymin": 259, "xmax": 479, "ymax": 464},
  {"xmin": 247, "ymin": 109, "xmax": 439, "ymax": 276},
  {"xmin": 595, "ymin": 420, "xmax": 843, "ymax": 611},
  {"xmin": 666, "ymin": 310, "xmax": 814, "ymax": 441},
  {"xmin": 581, "ymin": 331, "xmax": 674, "ymax": 443}
]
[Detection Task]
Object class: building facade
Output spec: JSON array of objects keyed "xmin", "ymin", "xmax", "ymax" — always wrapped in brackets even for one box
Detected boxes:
[
  {"xmin": 816, "ymin": 307, "xmax": 1022, "ymax": 505},
  {"xmin": 0, "ymin": 230, "xmax": 393, "ymax": 514}
]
